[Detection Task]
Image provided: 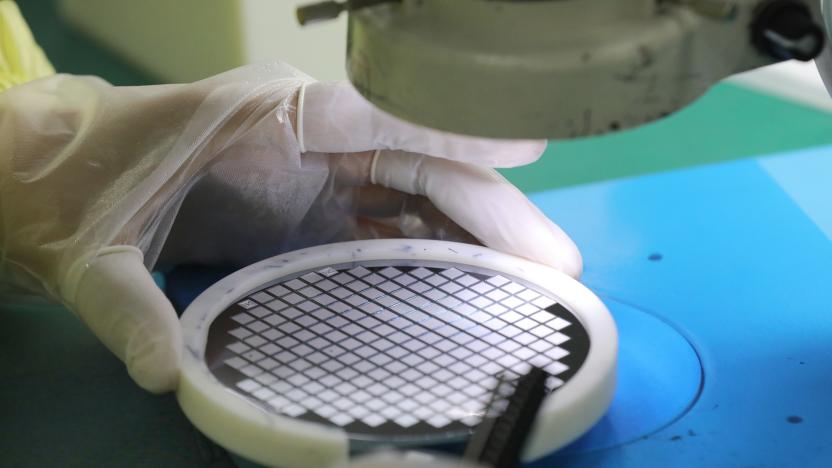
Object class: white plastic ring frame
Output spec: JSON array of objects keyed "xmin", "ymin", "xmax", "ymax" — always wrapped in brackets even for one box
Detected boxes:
[{"xmin": 178, "ymin": 240, "xmax": 618, "ymax": 468}]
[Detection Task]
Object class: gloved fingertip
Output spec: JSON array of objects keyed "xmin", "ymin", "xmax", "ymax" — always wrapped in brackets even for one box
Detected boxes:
[
  {"xmin": 123, "ymin": 280, "xmax": 183, "ymax": 393},
  {"xmin": 528, "ymin": 139, "xmax": 549, "ymax": 162},
  {"xmin": 548, "ymin": 240, "xmax": 584, "ymax": 280},
  {"xmin": 126, "ymin": 330, "xmax": 182, "ymax": 393},
  {"xmin": 70, "ymin": 246, "xmax": 183, "ymax": 394},
  {"xmin": 487, "ymin": 139, "xmax": 548, "ymax": 168},
  {"xmin": 515, "ymin": 207, "xmax": 584, "ymax": 279},
  {"xmin": 503, "ymin": 229, "xmax": 583, "ymax": 280}
]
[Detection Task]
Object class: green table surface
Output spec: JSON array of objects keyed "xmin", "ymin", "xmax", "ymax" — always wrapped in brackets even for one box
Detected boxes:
[{"xmin": 4, "ymin": 1, "xmax": 832, "ymax": 466}]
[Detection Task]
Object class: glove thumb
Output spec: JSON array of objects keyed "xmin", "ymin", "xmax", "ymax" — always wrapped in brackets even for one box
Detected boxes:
[{"xmin": 68, "ymin": 246, "xmax": 182, "ymax": 393}]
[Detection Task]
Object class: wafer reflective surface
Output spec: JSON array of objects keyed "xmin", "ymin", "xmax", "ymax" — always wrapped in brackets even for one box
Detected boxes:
[{"xmin": 206, "ymin": 261, "xmax": 590, "ymax": 445}]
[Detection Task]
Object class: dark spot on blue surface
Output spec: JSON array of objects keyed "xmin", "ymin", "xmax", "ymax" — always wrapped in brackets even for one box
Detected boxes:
[
  {"xmin": 787, "ymin": 415, "xmax": 803, "ymax": 424},
  {"xmin": 648, "ymin": 253, "xmax": 663, "ymax": 261},
  {"xmin": 800, "ymin": 361, "xmax": 805, "ymax": 365},
  {"xmin": 688, "ymin": 429, "xmax": 697, "ymax": 437},
  {"xmin": 670, "ymin": 435, "xmax": 683, "ymax": 441}
]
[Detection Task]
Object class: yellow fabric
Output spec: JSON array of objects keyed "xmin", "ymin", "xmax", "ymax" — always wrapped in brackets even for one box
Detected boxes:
[{"xmin": 0, "ymin": 1, "xmax": 55, "ymax": 92}]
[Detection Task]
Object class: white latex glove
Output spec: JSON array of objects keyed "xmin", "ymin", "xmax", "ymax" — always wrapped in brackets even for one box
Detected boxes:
[{"xmin": 0, "ymin": 63, "xmax": 581, "ymax": 394}]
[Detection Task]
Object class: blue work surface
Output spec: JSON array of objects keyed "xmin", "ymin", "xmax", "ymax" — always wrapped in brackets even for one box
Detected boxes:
[
  {"xmin": 531, "ymin": 145, "xmax": 832, "ymax": 467},
  {"xmin": 168, "ymin": 145, "xmax": 832, "ymax": 467}
]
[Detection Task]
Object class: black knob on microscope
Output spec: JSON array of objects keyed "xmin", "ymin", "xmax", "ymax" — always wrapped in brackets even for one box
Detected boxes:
[{"xmin": 752, "ymin": 0, "xmax": 826, "ymax": 61}]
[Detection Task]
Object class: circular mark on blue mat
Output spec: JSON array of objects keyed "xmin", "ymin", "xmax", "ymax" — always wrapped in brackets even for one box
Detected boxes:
[{"xmin": 547, "ymin": 297, "xmax": 703, "ymax": 456}]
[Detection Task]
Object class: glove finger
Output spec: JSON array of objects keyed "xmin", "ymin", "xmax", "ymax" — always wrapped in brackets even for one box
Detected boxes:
[
  {"xmin": 297, "ymin": 81, "xmax": 547, "ymax": 168},
  {"xmin": 354, "ymin": 186, "xmax": 480, "ymax": 245},
  {"xmin": 371, "ymin": 150, "xmax": 583, "ymax": 279},
  {"xmin": 69, "ymin": 246, "xmax": 182, "ymax": 393}
]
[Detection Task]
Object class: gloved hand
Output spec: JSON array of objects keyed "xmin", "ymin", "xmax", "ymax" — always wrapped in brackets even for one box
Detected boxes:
[{"xmin": 0, "ymin": 63, "xmax": 581, "ymax": 394}]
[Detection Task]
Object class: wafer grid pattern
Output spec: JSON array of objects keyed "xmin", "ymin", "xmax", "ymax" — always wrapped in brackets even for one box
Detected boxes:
[{"xmin": 207, "ymin": 262, "xmax": 587, "ymax": 439}]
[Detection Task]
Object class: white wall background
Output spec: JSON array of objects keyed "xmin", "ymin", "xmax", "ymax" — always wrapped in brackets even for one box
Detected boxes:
[
  {"xmin": 730, "ymin": 60, "xmax": 832, "ymax": 113},
  {"xmin": 240, "ymin": 0, "xmax": 348, "ymax": 81}
]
